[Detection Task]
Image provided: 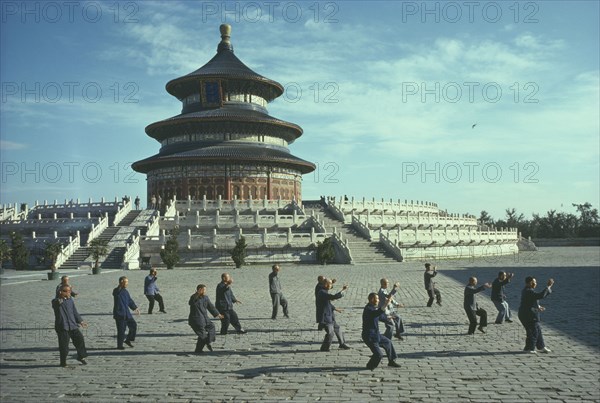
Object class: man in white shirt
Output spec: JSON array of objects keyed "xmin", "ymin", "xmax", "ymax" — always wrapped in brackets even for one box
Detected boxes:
[{"xmin": 377, "ymin": 278, "xmax": 405, "ymax": 340}]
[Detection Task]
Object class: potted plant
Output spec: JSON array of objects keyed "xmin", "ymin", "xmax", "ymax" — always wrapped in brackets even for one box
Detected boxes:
[
  {"xmin": 0, "ymin": 239, "xmax": 10, "ymax": 275},
  {"xmin": 231, "ymin": 236, "xmax": 247, "ymax": 268},
  {"xmin": 9, "ymin": 232, "xmax": 29, "ymax": 271},
  {"xmin": 160, "ymin": 227, "xmax": 180, "ymax": 270},
  {"xmin": 44, "ymin": 241, "xmax": 63, "ymax": 280},
  {"xmin": 316, "ymin": 236, "xmax": 335, "ymax": 265},
  {"xmin": 89, "ymin": 238, "xmax": 108, "ymax": 274}
]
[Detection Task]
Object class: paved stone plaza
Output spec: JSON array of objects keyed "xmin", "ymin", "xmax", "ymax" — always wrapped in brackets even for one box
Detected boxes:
[{"xmin": 1, "ymin": 247, "xmax": 599, "ymax": 402}]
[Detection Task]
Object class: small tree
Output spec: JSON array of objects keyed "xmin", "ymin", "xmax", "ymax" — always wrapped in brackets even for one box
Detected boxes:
[
  {"xmin": 9, "ymin": 232, "xmax": 29, "ymax": 271},
  {"xmin": 89, "ymin": 239, "xmax": 109, "ymax": 269},
  {"xmin": 478, "ymin": 211, "xmax": 494, "ymax": 228},
  {"xmin": 316, "ymin": 236, "xmax": 335, "ymax": 265},
  {"xmin": 573, "ymin": 202, "xmax": 600, "ymax": 237},
  {"xmin": 0, "ymin": 240, "xmax": 11, "ymax": 269},
  {"xmin": 160, "ymin": 228, "xmax": 180, "ymax": 270},
  {"xmin": 43, "ymin": 241, "xmax": 64, "ymax": 272},
  {"xmin": 231, "ymin": 236, "xmax": 247, "ymax": 268}
]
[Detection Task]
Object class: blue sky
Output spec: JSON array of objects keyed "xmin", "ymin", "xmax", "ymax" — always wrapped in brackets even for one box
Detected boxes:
[{"xmin": 1, "ymin": 0, "xmax": 598, "ymax": 219}]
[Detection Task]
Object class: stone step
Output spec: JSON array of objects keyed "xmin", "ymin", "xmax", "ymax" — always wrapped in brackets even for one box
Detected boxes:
[
  {"xmin": 118, "ymin": 210, "xmax": 141, "ymax": 227},
  {"xmin": 59, "ymin": 246, "xmax": 92, "ymax": 269},
  {"xmin": 316, "ymin": 205, "xmax": 399, "ymax": 264},
  {"xmin": 99, "ymin": 247, "xmax": 126, "ymax": 269}
]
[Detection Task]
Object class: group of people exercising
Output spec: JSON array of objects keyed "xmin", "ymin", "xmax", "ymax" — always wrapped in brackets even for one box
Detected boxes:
[{"xmin": 51, "ymin": 262, "xmax": 555, "ymax": 369}]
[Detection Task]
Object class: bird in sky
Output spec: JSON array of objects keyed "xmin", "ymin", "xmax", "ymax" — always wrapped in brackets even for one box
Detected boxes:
[{"xmin": 472, "ymin": 123, "xmax": 477, "ymax": 129}]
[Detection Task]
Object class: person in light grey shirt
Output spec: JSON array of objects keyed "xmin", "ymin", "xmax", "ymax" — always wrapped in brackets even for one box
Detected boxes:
[
  {"xmin": 378, "ymin": 278, "xmax": 405, "ymax": 340},
  {"xmin": 269, "ymin": 264, "xmax": 289, "ymax": 319}
]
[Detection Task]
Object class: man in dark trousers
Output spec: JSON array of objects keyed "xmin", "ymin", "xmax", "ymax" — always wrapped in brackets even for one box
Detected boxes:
[
  {"xmin": 269, "ymin": 264, "xmax": 289, "ymax": 319},
  {"xmin": 424, "ymin": 263, "xmax": 442, "ymax": 307},
  {"xmin": 316, "ymin": 278, "xmax": 350, "ymax": 351},
  {"xmin": 464, "ymin": 277, "xmax": 491, "ymax": 334},
  {"xmin": 362, "ymin": 291, "xmax": 401, "ymax": 370},
  {"xmin": 491, "ymin": 271, "xmax": 514, "ymax": 324},
  {"xmin": 315, "ymin": 276, "xmax": 336, "ymax": 322},
  {"xmin": 188, "ymin": 284, "xmax": 223, "ymax": 353},
  {"xmin": 113, "ymin": 276, "xmax": 139, "ymax": 350},
  {"xmin": 52, "ymin": 285, "xmax": 88, "ymax": 367},
  {"xmin": 377, "ymin": 278, "xmax": 405, "ymax": 340},
  {"xmin": 215, "ymin": 273, "xmax": 246, "ymax": 335},
  {"xmin": 518, "ymin": 276, "xmax": 555, "ymax": 353},
  {"xmin": 144, "ymin": 268, "xmax": 166, "ymax": 314}
]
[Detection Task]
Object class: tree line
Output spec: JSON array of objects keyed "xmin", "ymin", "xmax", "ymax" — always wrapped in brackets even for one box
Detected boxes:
[{"xmin": 479, "ymin": 202, "xmax": 600, "ymax": 239}]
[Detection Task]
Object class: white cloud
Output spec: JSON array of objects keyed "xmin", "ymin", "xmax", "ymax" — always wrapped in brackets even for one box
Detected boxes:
[{"xmin": 0, "ymin": 140, "xmax": 27, "ymax": 150}]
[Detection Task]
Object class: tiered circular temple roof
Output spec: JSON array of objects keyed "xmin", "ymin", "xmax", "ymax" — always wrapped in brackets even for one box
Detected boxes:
[
  {"xmin": 166, "ymin": 44, "xmax": 284, "ymax": 101},
  {"xmin": 132, "ymin": 25, "xmax": 315, "ymax": 176}
]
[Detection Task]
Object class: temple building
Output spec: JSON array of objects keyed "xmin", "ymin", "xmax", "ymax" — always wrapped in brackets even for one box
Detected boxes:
[{"xmin": 132, "ymin": 24, "xmax": 315, "ymax": 202}]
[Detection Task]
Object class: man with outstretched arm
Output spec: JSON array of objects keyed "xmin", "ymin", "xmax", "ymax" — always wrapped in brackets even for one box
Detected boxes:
[
  {"xmin": 362, "ymin": 290, "xmax": 401, "ymax": 370},
  {"xmin": 316, "ymin": 278, "xmax": 350, "ymax": 351},
  {"xmin": 518, "ymin": 277, "xmax": 555, "ymax": 353}
]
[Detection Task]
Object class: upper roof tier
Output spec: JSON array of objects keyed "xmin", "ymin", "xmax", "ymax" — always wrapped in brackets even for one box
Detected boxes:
[{"xmin": 166, "ymin": 25, "xmax": 284, "ymax": 101}]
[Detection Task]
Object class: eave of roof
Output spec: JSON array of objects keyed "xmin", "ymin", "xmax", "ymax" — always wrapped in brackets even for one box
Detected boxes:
[
  {"xmin": 145, "ymin": 108, "xmax": 303, "ymax": 141},
  {"xmin": 132, "ymin": 145, "xmax": 316, "ymax": 174},
  {"xmin": 165, "ymin": 30, "xmax": 283, "ymax": 99}
]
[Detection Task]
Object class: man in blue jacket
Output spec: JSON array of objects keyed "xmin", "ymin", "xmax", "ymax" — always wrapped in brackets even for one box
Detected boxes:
[
  {"xmin": 362, "ymin": 291, "xmax": 401, "ymax": 370},
  {"xmin": 52, "ymin": 285, "xmax": 88, "ymax": 367},
  {"xmin": 144, "ymin": 268, "xmax": 166, "ymax": 314},
  {"xmin": 216, "ymin": 273, "xmax": 246, "ymax": 335},
  {"xmin": 518, "ymin": 276, "xmax": 555, "ymax": 353},
  {"xmin": 491, "ymin": 271, "xmax": 514, "ymax": 324},
  {"xmin": 316, "ymin": 278, "xmax": 350, "ymax": 351},
  {"xmin": 189, "ymin": 284, "xmax": 223, "ymax": 353},
  {"xmin": 113, "ymin": 276, "xmax": 139, "ymax": 350}
]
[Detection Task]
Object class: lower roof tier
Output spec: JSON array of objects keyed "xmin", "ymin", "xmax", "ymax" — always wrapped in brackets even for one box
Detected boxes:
[{"xmin": 132, "ymin": 144, "xmax": 316, "ymax": 174}]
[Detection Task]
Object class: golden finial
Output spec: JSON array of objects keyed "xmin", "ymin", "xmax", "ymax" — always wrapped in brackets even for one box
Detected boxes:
[{"xmin": 220, "ymin": 24, "xmax": 231, "ymax": 44}]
